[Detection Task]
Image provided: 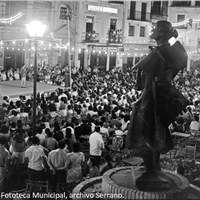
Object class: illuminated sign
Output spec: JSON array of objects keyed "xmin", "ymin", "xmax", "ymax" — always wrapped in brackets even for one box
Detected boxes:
[
  {"xmin": 93, "ymin": 46, "xmax": 123, "ymax": 52},
  {"xmin": 0, "ymin": 26, "xmax": 23, "ymax": 33},
  {"xmin": 88, "ymin": 5, "xmax": 118, "ymax": 14}
]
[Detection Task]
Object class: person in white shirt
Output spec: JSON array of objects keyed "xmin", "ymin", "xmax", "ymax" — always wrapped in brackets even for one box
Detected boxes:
[
  {"xmin": 121, "ymin": 114, "xmax": 130, "ymax": 135},
  {"xmin": 47, "ymin": 140, "xmax": 69, "ymax": 192},
  {"xmin": 89, "ymin": 126, "xmax": 104, "ymax": 167},
  {"xmin": 36, "ymin": 127, "xmax": 46, "ymax": 145},
  {"xmin": 25, "ymin": 136, "xmax": 46, "ymax": 181},
  {"xmin": 100, "ymin": 122, "xmax": 109, "ymax": 144},
  {"xmin": 58, "ymin": 104, "xmax": 67, "ymax": 118},
  {"xmin": 58, "ymin": 90, "xmax": 68, "ymax": 101},
  {"xmin": 190, "ymin": 115, "xmax": 200, "ymax": 136},
  {"xmin": 1, "ymin": 71, "xmax": 6, "ymax": 81}
]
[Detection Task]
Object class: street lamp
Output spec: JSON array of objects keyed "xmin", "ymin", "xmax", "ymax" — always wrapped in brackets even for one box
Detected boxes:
[{"xmin": 26, "ymin": 21, "xmax": 46, "ymax": 135}]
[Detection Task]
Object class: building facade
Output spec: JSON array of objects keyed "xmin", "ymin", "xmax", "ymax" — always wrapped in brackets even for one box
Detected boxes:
[
  {"xmin": 0, "ymin": 1, "xmax": 56, "ymax": 70},
  {"xmin": 123, "ymin": 1, "xmax": 152, "ymax": 69},
  {"xmin": 168, "ymin": 0, "xmax": 200, "ymax": 70},
  {"xmin": 73, "ymin": 0, "xmax": 124, "ymax": 72},
  {"xmin": 2, "ymin": 0, "xmax": 199, "ymax": 72}
]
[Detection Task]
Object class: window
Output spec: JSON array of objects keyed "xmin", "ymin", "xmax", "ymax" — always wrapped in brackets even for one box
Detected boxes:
[
  {"xmin": 128, "ymin": 26, "xmax": 135, "ymax": 36},
  {"xmin": 130, "ymin": 1, "xmax": 136, "ymax": 20},
  {"xmin": 172, "ymin": 1, "xmax": 191, "ymax": 6},
  {"xmin": 197, "ymin": 38, "xmax": 200, "ymax": 48},
  {"xmin": 127, "ymin": 57, "xmax": 133, "ymax": 67},
  {"xmin": 151, "ymin": 1, "xmax": 162, "ymax": 15},
  {"xmin": 86, "ymin": 16, "xmax": 94, "ymax": 33},
  {"xmin": 141, "ymin": 3, "xmax": 147, "ymax": 21},
  {"xmin": 177, "ymin": 14, "xmax": 185, "ymax": 22},
  {"xmin": 195, "ymin": 1, "xmax": 200, "ymax": 6},
  {"xmin": 135, "ymin": 57, "xmax": 141, "ymax": 65},
  {"xmin": 110, "ymin": 18, "xmax": 117, "ymax": 30},
  {"xmin": 140, "ymin": 26, "xmax": 145, "ymax": 37}
]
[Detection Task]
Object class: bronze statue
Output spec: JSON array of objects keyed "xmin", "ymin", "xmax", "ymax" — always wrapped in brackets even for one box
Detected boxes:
[{"xmin": 126, "ymin": 21, "xmax": 190, "ymax": 190}]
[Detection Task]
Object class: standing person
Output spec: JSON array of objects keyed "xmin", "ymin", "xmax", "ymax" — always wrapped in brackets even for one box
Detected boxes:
[
  {"xmin": 47, "ymin": 140, "xmax": 68, "ymax": 192},
  {"xmin": 20, "ymin": 64, "xmax": 27, "ymax": 88},
  {"xmin": 0, "ymin": 136, "xmax": 10, "ymax": 192},
  {"xmin": 66, "ymin": 142, "xmax": 85, "ymax": 191},
  {"xmin": 24, "ymin": 136, "xmax": 46, "ymax": 181},
  {"xmin": 89, "ymin": 126, "xmax": 104, "ymax": 167},
  {"xmin": 11, "ymin": 129, "xmax": 26, "ymax": 164}
]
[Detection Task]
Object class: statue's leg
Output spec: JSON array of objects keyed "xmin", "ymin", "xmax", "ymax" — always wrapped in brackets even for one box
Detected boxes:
[
  {"xmin": 142, "ymin": 150, "xmax": 161, "ymax": 174},
  {"xmin": 142, "ymin": 150, "xmax": 155, "ymax": 174}
]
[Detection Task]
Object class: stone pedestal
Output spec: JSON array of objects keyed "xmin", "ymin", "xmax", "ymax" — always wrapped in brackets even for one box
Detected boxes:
[
  {"xmin": 102, "ymin": 167, "xmax": 189, "ymax": 199},
  {"xmin": 73, "ymin": 167, "xmax": 190, "ymax": 200}
]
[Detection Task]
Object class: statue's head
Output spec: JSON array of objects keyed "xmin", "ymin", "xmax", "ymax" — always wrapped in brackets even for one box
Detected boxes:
[{"xmin": 150, "ymin": 21, "xmax": 178, "ymax": 44}]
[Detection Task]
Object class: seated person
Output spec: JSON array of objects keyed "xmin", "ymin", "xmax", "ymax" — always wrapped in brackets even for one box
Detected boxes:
[
  {"xmin": 1, "ymin": 71, "xmax": 7, "ymax": 81},
  {"xmin": 176, "ymin": 165, "xmax": 185, "ymax": 176},
  {"xmin": 173, "ymin": 116, "xmax": 185, "ymax": 132},
  {"xmin": 14, "ymin": 70, "xmax": 20, "ymax": 80},
  {"xmin": 190, "ymin": 115, "xmax": 200, "ymax": 136}
]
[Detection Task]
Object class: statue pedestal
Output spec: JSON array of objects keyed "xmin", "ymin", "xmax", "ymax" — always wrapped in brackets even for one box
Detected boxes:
[
  {"xmin": 73, "ymin": 167, "xmax": 190, "ymax": 200},
  {"xmin": 102, "ymin": 167, "xmax": 189, "ymax": 199}
]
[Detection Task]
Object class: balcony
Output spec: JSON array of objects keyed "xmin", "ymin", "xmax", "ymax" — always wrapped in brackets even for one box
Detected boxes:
[
  {"xmin": 108, "ymin": 29, "xmax": 122, "ymax": 44},
  {"xmin": 151, "ymin": 9, "xmax": 168, "ymax": 21},
  {"xmin": 128, "ymin": 11, "xmax": 151, "ymax": 22},
  {"xmin": 83, "ymin": 31, "xmax": 100, "ymax": 43},
  {"xmin": 171, "ymin": 1, "xmax": 191, "ymax": 7}
]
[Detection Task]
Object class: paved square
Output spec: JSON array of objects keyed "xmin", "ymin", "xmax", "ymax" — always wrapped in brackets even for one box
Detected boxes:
[{"xmin": 0, "ymin": 80, "xmax": 65, "ymax": 100}]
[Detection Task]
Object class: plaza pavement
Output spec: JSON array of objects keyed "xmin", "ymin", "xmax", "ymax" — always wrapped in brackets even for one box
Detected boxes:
[{"xmin": 0, "ymin": 80, "xmax": 65, "ymax": 100}]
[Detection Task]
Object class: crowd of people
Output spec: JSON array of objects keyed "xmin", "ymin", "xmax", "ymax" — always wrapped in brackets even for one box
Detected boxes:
[
  {"xmin": 0, "ymin": 63, "xmax": 200, "ymax": 193},
  {"xmin": 0, "ymin": 64, "xmax": 78, "ymax": 87}
]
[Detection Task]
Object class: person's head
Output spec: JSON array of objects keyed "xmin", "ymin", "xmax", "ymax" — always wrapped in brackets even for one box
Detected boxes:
[
  {"xmin": 54, "ymin": 122, "xmax": 60, "ymax": 131},
  {"xmin": 177, "ymin": 165, "xmax": 185, "ymax": 176},
  {"xmin": 10, "ymin": 121, "xmax": 16, "ymax": 130},
  {"xmin": 194, "ymin": 115, "xmax": 199, "ymax": 122},
  {"xmin": 58, "ymin": 140, "xmax": 65, "ymax": 149},
  {"xmin": 45, "ymin": 128, "xmax": 52, "ymax": 137},
  {"xmin": 31, "ymin": 136, "xmax": 40, "ymax": 145},
  {"xmin": 150, "ymin": 20, "xmax": 178, "ymax": 45},
  {"xmin": 1, "ymin": 125, "xmax": 9, "ymax": 134},
  {"xmin": 95, "ymin": 125, "xmax": 100, "ymax": 133},
  {"xmin": 17, "ymin": 120, "xmax": 23, "ymax": 129},
  {"xmin": 12, "ymin": 110, "xmax": 18, "ymax": 116},
  {"xmin": 187, "ymin": 106, "xmax": 192, "ymax": 112},
  {"xmin": 73, "ymin": 142, "xmax": 80, "ymax": 153},
  {"xmin": 124, "ymin": 114, "xmax": 130, "ymax": 122},
  {"xmin": 27, "ymin": 129, "xmax": 33, "ymax": 137},
  {"xmin": 65, "ymin": 128, "xmax": 72, "ymax": 139},
  {"xmin": 112, "ymin": 113, "xmax": 117, "ymax": 119},
  {"xmin": 36, "ymin": 126, "xmax": 43, "ymax": 135}
]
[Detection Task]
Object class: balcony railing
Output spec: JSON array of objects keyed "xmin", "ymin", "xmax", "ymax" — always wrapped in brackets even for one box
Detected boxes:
[
  {"xmin": 151, "ymin": 9, "xmax": 168, "ymax": 20},
  {"xmin": 108, "ymin": 29, "xmax": 123, "ymax": 44},
  {"xmin": 171, "ymin": 1, "xmax": 191, "ymax": 7},
  {"xmin": 128, "ymin": 11, "xmax": 151, "ymax": 22},
  {"xmin": 83, "ymin": 31, "xmax": 100, "ymax": 43}
]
